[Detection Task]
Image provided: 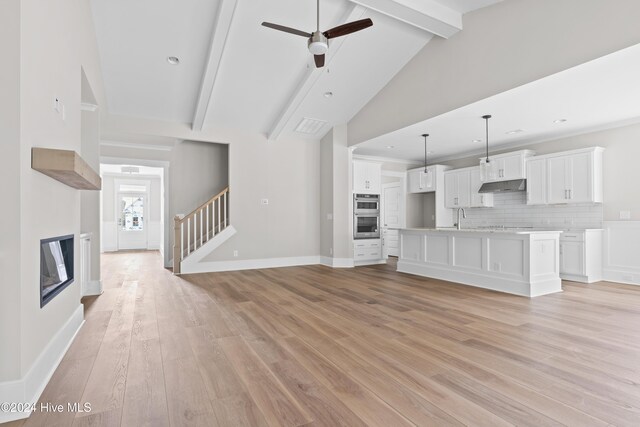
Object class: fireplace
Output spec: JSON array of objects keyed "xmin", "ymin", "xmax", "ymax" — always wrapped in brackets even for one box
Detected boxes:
[{"xmin": 40, "ymin": 234, "xmax": 74, "ymax": 307}]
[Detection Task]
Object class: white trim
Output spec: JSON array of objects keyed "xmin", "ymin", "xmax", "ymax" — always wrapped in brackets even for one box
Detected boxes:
[
  {"xmin": 83, "ymin": 280, "xmax": 103, "ymax": 297},
  {"xmin": 603, "ymin": 221, "xmax": 640, "ymax": 285},
  {"xmin": 100, "ymin": 140, "xmax": 174, "ymax": 152},
  {"xmin": 180, "ymin": 256, "xmax": 323, "ymax": 274},
  {"xmin": 80, "ymin": 102, "xmax": 98, "ymax": 112},
  {"xmin": 353, "ymin": 153, "xmax": 422, "ymax": 166},
  {"xmin": 320, "ymin": 256, "xmax": 355, "ymax": 268},
  {"xmin": 0, "ymin": 305, "xmax": 84, "ymax": 423},
  {"xmin": 179, "ymin": 226, "xmax": 237, "ymax": 272},
  {"xmin": 382, "ymin": 170, "xmax": 406, "ymax": 178}
]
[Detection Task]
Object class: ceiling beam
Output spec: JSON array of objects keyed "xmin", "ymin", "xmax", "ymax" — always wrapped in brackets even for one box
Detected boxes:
[
  {"xmin": 191, "ymin": 0, "xmax": 238, "ymax": 131},
  {"xmin": 348, "ymin": 0, "xmax": 462, "ymax": 38},
  {"xmin": 267, "ymin": 5, "xmax": 367, "ymax": 141}
]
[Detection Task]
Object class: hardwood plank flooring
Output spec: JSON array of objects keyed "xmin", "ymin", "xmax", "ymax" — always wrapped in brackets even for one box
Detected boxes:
[{"xmin": 6, "ymin": 251, "xmax": 640, "ymax": 426}]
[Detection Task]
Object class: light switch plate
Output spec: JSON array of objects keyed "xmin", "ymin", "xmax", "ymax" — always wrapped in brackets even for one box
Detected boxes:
[
  {"xmin": 261, "ymin": 198, "xmax": 269, "ymax": 205},
  {"xmin": 620, "ymin": 210, "xmax": 631, "ymax": 220}
]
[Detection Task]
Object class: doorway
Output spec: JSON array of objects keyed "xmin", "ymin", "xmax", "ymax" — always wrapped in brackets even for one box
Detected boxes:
[{"xmin": 117, "ymin": 192, "xmax": 147, "ymax": 250}]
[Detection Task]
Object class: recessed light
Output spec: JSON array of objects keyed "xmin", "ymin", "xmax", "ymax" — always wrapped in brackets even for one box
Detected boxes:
[
  {"xmin": 506, "ymin": 129, "xmax": 524, "ymax": 135},
  {"xmin": 324, "ymin": 91, "xmax": 333, "ymax": 98},
  {"xmin": 386, "ymin": 145, "xmax": 394, "ymax": 149},
  {"xmin": 472, "ymin": 139, "xmax": 482, "ymax": 143},
  {"xmin": 554, "ymin": 119, "xmax": 568, "ymax": 124},
  {"xmin": 167, "ymin": 56, "xmax": 180, "ymax": 65}
]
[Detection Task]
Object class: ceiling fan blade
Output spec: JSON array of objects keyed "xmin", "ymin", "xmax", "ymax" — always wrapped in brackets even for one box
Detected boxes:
[
  {"xmin": 314, "ymin": 54, "xmax": 325, "ymax": 68},
  {"xmin": 323, "ymin": 18, "xmax": 373, "ymax": 39},
  {"xmin": 262, "ymin": 22, "xmax": 312, "ymax": 38}
]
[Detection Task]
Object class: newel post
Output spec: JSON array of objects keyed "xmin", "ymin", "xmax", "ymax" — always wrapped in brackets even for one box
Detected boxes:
[{"xmin": 173, "ymin": 215, "xmax": 182, "ymax": 275}]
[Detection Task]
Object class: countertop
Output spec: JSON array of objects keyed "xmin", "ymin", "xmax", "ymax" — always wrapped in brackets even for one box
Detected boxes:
[{"xmin": 398, "ymin": 227, "xmax": 564, "ymax": 235}]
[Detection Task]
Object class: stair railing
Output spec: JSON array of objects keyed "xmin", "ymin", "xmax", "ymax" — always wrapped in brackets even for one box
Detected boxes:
[{"xmin": 173, "ymin": 186, "xmax": 229, "ymax": 274}]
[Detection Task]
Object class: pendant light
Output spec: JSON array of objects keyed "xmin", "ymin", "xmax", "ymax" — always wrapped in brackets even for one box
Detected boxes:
[
  {"xmin": 422, "ymin": 133, "xmax": 429, "ymax": 173},
  {"xmin": 421, "ymin": 133, "xmax": 433, "ymax": 188},
  {"xmin": 480, "ymin": 115, "xmax": 493, "ymax": 181}
]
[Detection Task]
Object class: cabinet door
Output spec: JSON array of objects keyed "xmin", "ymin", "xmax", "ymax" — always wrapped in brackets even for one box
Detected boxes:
[
  {"xmin": 526, "ymin": 158, "xmax": 547, "ymax": 205},
  {"xmin": 444, "ymin": 172, "xmax": 458, "ymax": 208},
  {"xmin": 470, "ymin": 168, "xmax": 492, "ymax": 207},
  {"xmin": 501, "ymin": 154, "xmax": 525, "ymax": 180},
  {"xmin": 567, "ymin": 152, "xmax": 592, "ymax": 203},
  {"xmin": 353, "ymin": 161, "xmax": 368, "ymax": 193},
  {"xmin": 560, "ymin": 241, "xmax": 585, "ymax": 276},
  {"xmin": 457, "ymin": 170, "xmax": 471, "ymax": 208},
  {"xmin": 407, "ymin": 169, "xmax": 421, "ymax": 193},
  {"xmin": 547, "ymin": 156, "xmax": 569, "ymax": 204},
  {"xmin": 366, "ymin": 162, "xmax": 382, "ymax": 194}
]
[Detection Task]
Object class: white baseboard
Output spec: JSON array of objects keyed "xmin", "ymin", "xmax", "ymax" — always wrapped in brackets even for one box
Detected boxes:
[
  {"xmin": 180, "ymin": 255, "xmax": 322, "ymax": 274},
  {"xmin": 319, "ymin": 256, "xmax": 355, "ymax": 268},
  {"xmin": 0, "ymin": 305, "xmax": 84, "ymax": 423},
  {"xmin": 82, "ymin": 280, "xmax": 103, "ymax": 297},
  {"xmin": 603, "ymin": 221, "xmax": 640, "ymax": 286}
]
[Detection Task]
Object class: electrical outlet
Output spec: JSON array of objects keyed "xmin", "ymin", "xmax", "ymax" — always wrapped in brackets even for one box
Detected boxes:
[
  {"xmin": 233, "ymin": 250, "xmax": 238, "ymax": 257},
  {"xmin": 261, "ymin": 198, "xmax": 269, "ymax": 205},
  {"xmin": 620, "ymin": 210, "xmax": 631, "ymax": 220}
]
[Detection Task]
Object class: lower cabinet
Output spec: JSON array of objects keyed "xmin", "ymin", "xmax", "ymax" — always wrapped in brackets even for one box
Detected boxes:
[
  {"xmin": 354, "ymin": 239, "xmax": 382, "ymax": 262},
  {"xmin": 559, "ymin": 230, "xmax": 603, "ymax": 283},
  {"xmin": 382, "ymin": 229, "xmax": 399, "ymax": 257}
]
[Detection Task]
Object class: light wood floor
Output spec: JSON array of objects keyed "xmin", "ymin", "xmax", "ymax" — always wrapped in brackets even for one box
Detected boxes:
[{"xmin": 7, "ymin": 251, "xmax": 640, "ymax": 426}]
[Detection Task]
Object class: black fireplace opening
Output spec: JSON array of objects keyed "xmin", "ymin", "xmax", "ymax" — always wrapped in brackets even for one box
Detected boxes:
[{"xmin": 40, "ymin": 234, "xmax": 74, "ymax": 307}]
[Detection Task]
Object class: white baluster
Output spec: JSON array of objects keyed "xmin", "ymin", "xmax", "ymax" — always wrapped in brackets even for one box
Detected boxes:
[
  {"xmin": 217, "ymin": 198, "xmax": 221, "ymax": 234},
  {"xmin": 199, "ymin": 208, "xmax": 203, "ymax": 248},
  {"xmin": 180, "ymin": 222, "xmax": 184, "ymax": 260},
  {"xmin": 187, "ymin": 218, "xmax": 191, "ymax": 255},
  {"xmin": 223, "ymin": 191, "xmax": 227, "ymax": 228}
]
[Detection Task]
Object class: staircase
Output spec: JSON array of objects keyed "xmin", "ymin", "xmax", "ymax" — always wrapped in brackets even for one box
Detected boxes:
[{"xmin": 173, "ymin": 187, "xmax": 234, "ymax": 274}]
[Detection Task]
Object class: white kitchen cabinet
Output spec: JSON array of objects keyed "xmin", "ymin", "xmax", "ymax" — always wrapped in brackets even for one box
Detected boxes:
[
  {"xmin": 479, "ymin": 150, "xmax": 535, "ymax": 183},
  {"xmin": 444, "ymin": 168, "xmax": 471, "ymax": 208},
  {"xmin": 353, "ymin": 160, "xmax": 381, "ymax": 194},
  {"xmin": 546, "ymin": 148, "xmax": 603, "ymax": 204},
  {"xmin": 354, "ymin": 239, "xmax": 382, "ymax": 263},
  {"xmin": 559, "ymin": 230, "xmax": 603, "ymax": 283},
  {"xmin": 407, "ymin": 167, "xmax": 435, "ymax": 193},
  {"xmin": 469, "ymin": 167, "xmax": 493, "ymax": 208},
  {"xmin": 526, "ymin": 157, "xmax": 547, "ymax": 205}
]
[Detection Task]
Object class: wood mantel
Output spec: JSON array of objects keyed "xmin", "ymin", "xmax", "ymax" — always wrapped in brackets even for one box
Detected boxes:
[{"xmin": 31, "ymin": 148, "xmax": 101, "ymax": 190}]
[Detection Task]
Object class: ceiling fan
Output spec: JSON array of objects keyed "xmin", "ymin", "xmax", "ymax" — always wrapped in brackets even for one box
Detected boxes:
[{"xmin": 262, "ymin": 0, "xmax": 373, "ymax": 68}]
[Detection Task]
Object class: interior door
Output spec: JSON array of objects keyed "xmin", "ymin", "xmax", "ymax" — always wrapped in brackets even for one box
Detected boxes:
[
  {"xmin": 117, "ymin": 193, "xmax": 148, "ymax": 250},
  {"xmin": 382, "ymin": 183, "xmax": 402, "ymax": 257}
]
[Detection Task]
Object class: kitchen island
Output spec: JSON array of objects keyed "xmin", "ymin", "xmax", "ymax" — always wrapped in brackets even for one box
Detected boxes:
[{"xmin": 397, "ymin": 228, "xmax": 562, "ymax": 297}]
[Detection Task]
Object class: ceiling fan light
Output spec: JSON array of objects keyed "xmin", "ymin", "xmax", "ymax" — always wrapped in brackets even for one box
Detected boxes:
[{"xmin": 308, "ymin": 40, "xmax": 328, "ymax": 55}]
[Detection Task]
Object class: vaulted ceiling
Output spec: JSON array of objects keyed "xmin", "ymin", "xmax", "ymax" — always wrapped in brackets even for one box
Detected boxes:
[{"xmin": 90, "ymin": 0, "xmax": 501, "ymax": 141}]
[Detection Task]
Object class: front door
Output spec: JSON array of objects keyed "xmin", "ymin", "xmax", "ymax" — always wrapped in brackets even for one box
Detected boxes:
[
  {"xmin": 382, "ymin": 183, "xmax": 402, "ymax": 257},
  {"xmin": 117, "ymin": 193, "xmax": 148, "ymax": 250}
]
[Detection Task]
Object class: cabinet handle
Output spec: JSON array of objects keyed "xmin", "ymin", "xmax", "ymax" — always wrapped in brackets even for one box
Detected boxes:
[{"xmin": 568, "ymin": 189, "xmax": 572, "ymax": 199}]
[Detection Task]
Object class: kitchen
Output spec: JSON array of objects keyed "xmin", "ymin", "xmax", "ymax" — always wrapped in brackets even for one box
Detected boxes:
[{"xmin": 348, "ymin": 42, "xmax": 640, "ymax": 296}]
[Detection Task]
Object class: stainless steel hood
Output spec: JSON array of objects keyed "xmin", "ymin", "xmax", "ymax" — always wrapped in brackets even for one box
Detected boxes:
[{"xmin": 478, "ymin": 179, "xmax": 527, "ymax": 193}]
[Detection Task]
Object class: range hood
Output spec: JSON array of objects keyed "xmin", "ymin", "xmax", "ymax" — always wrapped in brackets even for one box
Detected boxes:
[{"xmin": 478, "ymin": 179, "xmax": 527, "ymax": 193}]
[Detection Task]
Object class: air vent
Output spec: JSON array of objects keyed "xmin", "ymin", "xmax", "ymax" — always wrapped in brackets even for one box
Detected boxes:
[{"xmin": 295, "ymin": 117, "xmax": 327, "ymax": 134}]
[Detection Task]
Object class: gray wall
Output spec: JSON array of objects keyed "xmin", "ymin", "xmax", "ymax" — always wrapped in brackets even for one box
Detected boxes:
[
  {"xmin": 169, "ymin": 140, "xmax": 228, "ymax": 255},
  {"xmin": 349, "ymin": 0, "xmax": 640, "ymax": 145},
  {"xmin": 80, "ymin": 109, "xmax": 101, "ymax": 282},
  {"xmin": 0, "ymin": 0, "xmax": 22, "ymax": 382},
  {"xmin": 320, "ymin": 131, "xmax": 334, "ymax": 258}
]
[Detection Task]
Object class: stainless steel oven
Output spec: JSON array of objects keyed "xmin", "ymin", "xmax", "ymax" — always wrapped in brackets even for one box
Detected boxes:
[
  {"xmin": 353, "ymin": 193, "xmax": 380, "ymax": 214},
  {"xmin": 353, "ymin": 194, "xmax": 380, "ymax": 239}
]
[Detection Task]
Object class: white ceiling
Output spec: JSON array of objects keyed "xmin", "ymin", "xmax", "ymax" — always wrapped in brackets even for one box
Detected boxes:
[
  {"xmin": 90, "ymin": 0, "xmax": 500, "ymax": 139},
  {"xmin": 354, "ymin": 42, "xmax": 640, "ymax": 162}
]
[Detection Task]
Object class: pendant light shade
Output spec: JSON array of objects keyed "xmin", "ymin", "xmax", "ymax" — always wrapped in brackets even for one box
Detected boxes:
[{"xmin": 480, "ymin": 115, "xmax": 494, "ymax": 181}]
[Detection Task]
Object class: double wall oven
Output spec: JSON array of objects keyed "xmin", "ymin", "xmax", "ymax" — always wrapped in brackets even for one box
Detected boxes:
[{"xmin": 353, "ymin": 194, "xmax": 380, "ymax": 239}]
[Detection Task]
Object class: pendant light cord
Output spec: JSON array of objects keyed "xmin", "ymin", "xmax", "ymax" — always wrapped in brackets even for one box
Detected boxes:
[
  {"xmin": 422, "ymin": 134, "xmax": 429, "ymax": 173},
  {"xmin": 483, "ymin": 115, "xmax": 492, "ymax": 163},
  {"xmin": 317, "ymin": 0, "xmax": 320, "ymax": 31}
]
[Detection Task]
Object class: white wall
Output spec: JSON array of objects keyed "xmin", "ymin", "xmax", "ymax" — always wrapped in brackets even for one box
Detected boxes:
[
  {"xmin": 80, "ymin": 108, "xmax": 101, "ymax": 282},
  {"xmin": 349, "ymin": 0, "xmax": 640, "ymax": 145},
  {"xmin": 0, "ymin": 0, "xmax": 22, "ymax": 383}
]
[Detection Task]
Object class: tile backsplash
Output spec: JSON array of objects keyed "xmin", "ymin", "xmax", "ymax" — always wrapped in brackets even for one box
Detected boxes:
[{"xmin": 454, "ymin": 192, "xmax": 603, "ymax": 229}]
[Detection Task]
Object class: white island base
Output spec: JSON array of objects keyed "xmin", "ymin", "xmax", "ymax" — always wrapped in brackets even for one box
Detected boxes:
[{"xmin": 397, "ymin": 228, "xmax": 563, "ymax": 297}]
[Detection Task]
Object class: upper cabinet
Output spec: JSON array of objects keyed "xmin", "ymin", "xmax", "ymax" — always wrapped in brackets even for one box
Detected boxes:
[
  {"xmin": 470, "ymin": 167, "xmax": 494, "ymax": 208},
  {"xmin": 479, "ymin": 150, "xmax": 536, "ymax": 183},
  {"xmin": 527, "ymin": 147, "xmax": 604, "ymax": 205},
  {"xmin": 353, "ymin": 160, "xmax": 382, "ymax": 194},
  {"xmin": 444, "ymin": 168, "xmax": 471, "ymax": 208},
  {"xmin": 407, "ymin": 165, "xmax": 451, "ymax": 194}
]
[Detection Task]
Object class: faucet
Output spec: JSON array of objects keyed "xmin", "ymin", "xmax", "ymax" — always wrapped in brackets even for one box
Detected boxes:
[{"xmin": 456, "ymin": 208, "xmax": 466, "ymax": 230}]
